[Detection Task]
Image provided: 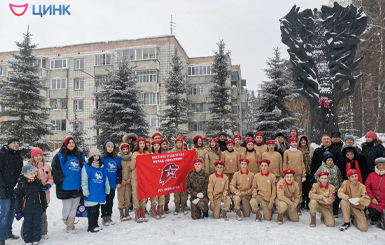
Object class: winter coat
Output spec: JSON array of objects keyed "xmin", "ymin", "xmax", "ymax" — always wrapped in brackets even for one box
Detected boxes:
[
  {"xmin": 122, "ymin": 133, "xmax": 138, "ymax": 153},
  {"xmin": 195, "ymin": 147, "xmax": 207, "ymax": 165},
  {"xmin": 297, "ymin": 135, "xmax": 314, "ymax": 176},
  {"xmin": 314, "ymin": 162, "xmax": 344, "ymax": 190},
  {"xmin": 100, "ymin": 153, "xmax": 121, "ymax": 190},
  {"xmin": 340, "ymin": 144, "xmax": 368, "ymax": 183},
  {"xmin": 311, "ymin": 143, "xmax": 342, "ymax": 177},
  {"xmin": 362, "ymin": 139, "xmax": 385, "ymax": 173},
  {"xmin": 186, "ymin": 169, "xmax": 209, "ymax": 199},
  {"xmin": 52, "ymin": 145, "xmax": 85, "ymax": 200},
  {"xmin": 343, "ymin": 143, "xmax": 362, "ymax": 154},
  {"xmin": 14, "ymin": 176, "xmax": 47, "ymax": 215},
  {"xmin": 218, "ymin": 140, "xmax": 228, "ymax": 152},
  {"xmin": 204, "ymin": 148, "xmax": 220, "ymax": 176},
  {"xmin": 81, "ymin": 163, "xmax": 110, "ymax": 207},
  {"xmin": 0, "ymin": 145, "xmax": 23, "ymax": 199},
  {"xmin": 117, "ymin": 144, "xmax": 132, "ymax": 184},
  {"xmin": 274, "ymin": 143, "xmax": 287, "ymax": 158},
  {"xmin": 365, "ymin": 167, "xmax": 385, "ymax": 213},
  {"xmin": 31, "ymin": 161, "xmax": 54, "ymax": 204}
]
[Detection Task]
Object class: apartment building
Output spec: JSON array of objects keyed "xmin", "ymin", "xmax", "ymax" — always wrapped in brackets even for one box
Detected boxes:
[{"xmin": 0, "ymin": 35, "xmax": 246, "ymax": 149}]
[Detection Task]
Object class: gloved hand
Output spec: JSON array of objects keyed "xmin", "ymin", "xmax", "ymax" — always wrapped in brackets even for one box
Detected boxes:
[
  {"xmin": 197, "ymin": 193, "xmax": 204, "ymax": 198},
  {"xmin": 349, "ymin": 197, "xmax": 360, "ymax": 206},
  {"xmin": 15, "ymin": 213, "xmax": 22, "ymax": 221},
  {"xmin": 192, "ymin": 198, "xmax": 200, "ymax": 205},
  {"xmin": 302, "ymin": 177, "xmax": 306, "ymax": 182},
  {"xmin": 42, "ymin": 184, "xmax": 51, "ymax": 192}
]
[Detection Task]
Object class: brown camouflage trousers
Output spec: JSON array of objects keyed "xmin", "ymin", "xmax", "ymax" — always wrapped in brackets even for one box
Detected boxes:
[{"xmin": 190, "ymin": 197, "xmax": 209, "ymax": 219}]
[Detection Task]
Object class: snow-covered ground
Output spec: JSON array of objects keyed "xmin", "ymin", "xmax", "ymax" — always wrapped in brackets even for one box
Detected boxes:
[{"xmin": 6, "ymin": 186, "xmax": 385, "ymax": 245}]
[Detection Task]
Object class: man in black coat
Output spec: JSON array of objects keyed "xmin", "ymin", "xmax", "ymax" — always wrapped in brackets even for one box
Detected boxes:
[
  {"xmin": 311, "ymin": 134, "xmax": 342, "ymax": 178},
  {"xmin": 0, "ymin": 138, "xmax": 23, "ymax": 244},
  {"xmin": 240, "ymin": 131, "xmax": 254, "ymax": 148},
  {"xmin": 217, "ymin": 132, "xmax": 228, "ymax": 152},
  {"xmin": 362, "ymin": 131, "xmax": 385, "ymax": 173}
]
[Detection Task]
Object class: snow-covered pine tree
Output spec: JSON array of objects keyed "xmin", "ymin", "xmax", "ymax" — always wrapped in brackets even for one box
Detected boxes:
[
  {"xmin": 242, "ymin": 89, "xmax": 258, "ymax": 132},
  {"xmin": 159, "ymin": 48, "xmax": 189, "ymax": 144},
  {"xmin": 91, "ymin": 59, "xmax": 149, "ymax": 146},
  {"xmin": 67, "ymin": 112, "xmax": 89, "ymax": 155},
  {"xmin": 205, "ymin": 40, "xmax": 233, "ymax": 138},
  {"xmin": 0, "ymin": 28, "xmax": 52, "ymax": 157},
  {"xmin": 254, "ymin": 47, "xmax": 297, "ymax": 140}
]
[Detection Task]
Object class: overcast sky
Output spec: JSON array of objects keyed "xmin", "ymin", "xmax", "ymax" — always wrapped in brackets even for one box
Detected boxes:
[{"xmin": 0, "ymin": 0, "xmax": 329, "ymax": 91}]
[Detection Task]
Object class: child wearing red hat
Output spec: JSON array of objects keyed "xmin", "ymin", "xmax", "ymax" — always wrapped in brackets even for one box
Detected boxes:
[
  {"xmin": 208, "ymin": 161, "xmax": 231, "ymax": 220},
  {"xmin": 233, "ymin": 134, "xmax": 246, "ymax": 155},
  {"xmin": 149, "ymin": 141, "xmax": 165, "ymax": 219},
  {"xmin": 262, "ymin": 140, "xmax": 283, "ymax": 182},
  {"xmin": 205, "ymin": 139, "xmax": 221, "ymax": 176},
  {"xmin": 172, "ymin": 138, "xmax": 188, "ymax": 215},
  {"xmin": 117, "ymin": 143, "xmax": 133, "ymax": 222},
  {"xmin": 254, "ymin": 132, "xmax": 267, "ymax": 156},
  {"xmin": 221, "ymin": 140, "xmax": 240, "ymax": 186},
  {"xmin": 276, "ymin": 169, "xmax": 300, "ymax": 225},
  {"xmin": 151, "ymin": 133, "xmax": 161, "ymax": 142},
  {"xmin": 240, "ymin": 139, "xmax": 261, "ymax": 174},
  {"xmin": 193, "ymin": 135, "xmax": 207, "ymax": 168}
]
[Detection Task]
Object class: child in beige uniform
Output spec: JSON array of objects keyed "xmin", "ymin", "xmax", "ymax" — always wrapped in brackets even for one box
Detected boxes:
[
  {"xmin": 233, "ymin": 134, "xmax": 246, "ymax": 156},
  {"xmin": 241, "ymin": 139, "xmax": 261, "ymax": 174},
  {"xmin": 117, "ymin": 143, "xmax": 132, "ymax": 221},
  {"xmin": 254, "ymin": 132, "xmax": 268, "ymax": 156},
  {"xmin": 205, "ymin": 138, "xmax": 221, "ymax": 176},
  {"xmin": 149, "ymin": 141, "xmax": 166, "ymax": 219},
  {"xmin": 276, "ymin": 168, "xmax": 300, "ymax": 224},
  {"xmin": 262, "ymin": 140, "xmax": 283, "ymax": 181}
]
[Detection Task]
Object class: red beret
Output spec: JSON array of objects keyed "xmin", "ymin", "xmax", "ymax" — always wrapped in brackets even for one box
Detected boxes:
[
  {"xmin": 317, "ymin": 171, "xmax": 329, "ymax": 177},
  {"xmin": 193, "ymin": 135, "xmax": 202, "ymax": 142},
  {"xmin": 151, "ymin": 140, "xmax": 161, "ymax": 145},
  {"xmin": 214, "ymin": 160, "xmax": 225, "ymax": 166},
  {"xmin": 239, "ymin": 158, "xmax": 250, "ymax": 163},
  {"xmin": 64, "ymin": 136, "xmax": 75, "ymax": 146},
  {"xmin": 288, "ymin": 137, "xmax": 298, "ymax": 143},
  {"xmin": 160, "ymin": 138, "xmax": 168, "ymax": 143},
  {"xmin": 202, "ymin": 137, "xmax": 207, "ymax": 140},
  {"xmin": 255, "ymin": 132, "xmax": 264, "ymax": 137},
  {"xmin": 209, "ymin": 138, "xmax": 218, "ymax": 142},
  {"xmin": 179, "ymin": 136, "xmax": 186, "ymax": 140},
  {"xmin": 347, "ymin": 169, "xmax": 358, "ymax": 178},
  {"xmin": 151, "ymin": 132, "xmax": 161, "ymax": 139},
  {"xmin": 233, "ymin": 134, "xmax": 241, "ymax": 140},
  {"xmin": 175, "ymin": 137, "xmax": 183, "ymax": 143},
  {"xmin": 283, "ymin": 168, "xmax": 296, "ymax": 175},
  {"xmin": 183, "ymin": 143, "xmax": 187, "ymax": 147},
  {"xmin": 194, "ymin": 158, "xmax": 203, "ymax": 163},
  {"xmin": 31, "ymin": 148, "xmax": 43, "ymax": 158},
  {"xmin": 225, "ymin": 140, "xmax": 234, "ymax": 145},
  {"xmin": 145, "ymin": 140, "xmax": 150, "ymax": 144},
  {"xmin": 259, "ymin": 159, "xmax": 270, "ymax": 165},
  {"xmin": 246, "ymin": 139, "xmax": 254, "ymax": 144},
  {"xmin": 120, "ymin": 143, "xmax": 130, "ymax": 149},
  {"xmin": 136, "ymin": 138, "xmax": 146, "ymax": 143},
  {"xmin": 266, "ymin": 140, "xmax": 275, "ymax": 145}
]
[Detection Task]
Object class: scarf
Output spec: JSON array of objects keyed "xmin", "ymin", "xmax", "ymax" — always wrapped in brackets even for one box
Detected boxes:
[
  {"xmin": 289, "ymin": 146, "xmax": 297, "ymax": 152},
  {"xmin": 91, "ymin": 161, "xmax": 100, "ymax": 168},
  {"xmin": 375, "ymin": 166, "xmax": 385, "ymax": 176},
  {"xmin": 246, "ymin": 148, "xmax": 255, "ymax": 153},
  {"xmin": 346, "ymin": 160, "xmax": 363, "ymax": 183},
  {"xmin": 256, "ymin": 142, "xmax": 263, "ymax": 146}
]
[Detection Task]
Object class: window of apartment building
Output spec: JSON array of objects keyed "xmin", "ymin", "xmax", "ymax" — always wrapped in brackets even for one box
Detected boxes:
[
  {"xmin": 142, "ymin": 47, "xmax": 156, "ymax": 60},
  {"xmin": 117, "ymin": 47, "xmax": 157, "ymax": 61},
  {"xmin": 137, "ymin": 70, "xmax": 157, "ymax": 83},
  {"xmin": 33, "ymin": 57, "xmax": 47, "ymax": 69},
  {"xmin": 0, "ymin": 66, "xmax": 5, "ymax": 76},
  {"xmin": 95, "ymin": 75, "xmax": 109, "ymax": 87},
  {"xmin": 75, "ymin": 59, "xmax": 84, "ymax": 70},
  {"xmin": 51, "ymin": 119, "xmax": 66, "ymax": 131},
  {"xmin": 74, "ymin": 78, "xmax": 84, "ymax": 90},
  {"xmin": 232, "ymin": 105, "xmax": 239, "ymax": 115},
  {"xmin": 94, "ymin": 53, "xmax": 112, "ymax": 66},
  {"xmin": 50, "ymin": 99, "xmax": 67, "ymax": 110},
  {"xmin": 191, "ymin": 86, "xmax": 204, "ymax": 95},
  {"xmin": 188, "ymin": 84, "xmax": 213, "ymax": 95},
  {"xmin": 191, "ymin": 103, "xmax": 212, "ymax": 113},
  {"xmin": 74, "ymin": 100, "xmax": 84, "ymax": 111},
  {"xmin": 50, "ymin": 59, "xmax": 68, "ymax": 69},
  {"xmin": 187, "ymin": 64, "xmax": 212, "ymax": 76},
  {"xmin": 232, "ymin": 71, "xmax": 239, "ymax": 81},
  {"xmin": 231, "ymin": 86, "xmax": 238, "ymax": 99},
  {"xmin": 51, "ymin": 78, "xmax": 67, "ymax": 90},
  {"xmin": 146, "ymin": 115, "xmax": 158, "ymax": 128},
  {"xmin": 140, "ymin": 92, "xmax": 159, "ymax": 105},
  {"xmin": 192, "ymin": 121, "xmax": 206, "ymax": 131},
  {"xmin": 0, "ymin": 104, "xmax": 5, "ymax": 112}
]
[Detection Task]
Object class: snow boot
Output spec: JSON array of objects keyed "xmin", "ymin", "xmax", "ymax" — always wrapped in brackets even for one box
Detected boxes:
[
  {"xmin": 203, "ymin": 211, "xmax": 209, "ymax": 218},
  {"xmin": 151, "ymin": 205, "xmax": 161, "ymax": 219},
  {"xmin": 320, "ymin": 214, "xmax": 325, "ymax": 224},
  {"xmin": 340, "ymin": 222, "xmax": 351, "ymax": 231},
  {"xmin": 124, "ymin": 207, "xmax": 132, "ymax": 221},
  {"xmin": 181, "ymin": 203, "xmax": 188, "ymax": 215},
  {"xmin": 185, "ymin": 202, "xmax": 191, "ymax": 211},
  {"xmin": 134, "ymin": 209, "xmax": 143, "ymax": 223},
  {"xmin": 174, "ymin": 202, "xmax": 180, "ymax": 215},
  {"xmin": 66, "ymin": 217, "xmax": 76, "ymax": 234},
  {"xmin": 164, "ymin": 203, "xmax": 171, "ymax": 214},
  {"xmin": 297, "ymin": 205, "xmax": 302, "ymax": 216},
  {"xmin": 119, "ymin": 208, "xmax": 124, "ymax": 221},
  {"xmin": 7, "ymin": 233, "xmax": 19, "ymax": 240},
  {"xmin": 277, "ymin": 213, "xmax": 283, "ymax": 225},
  {"xmin": 310, "ymin": 214, "xmax": 316, "ymax": 227},
  {"xmin": 141, "ymin": 208, "xmax": 149, "ymax": 222},
  {"xmin": 221, "ymin": 210, "xmax": 229, "ymax": 221},
  {"xmin": 235, "ymin": 209, "xmax": 243, "ymax": 221},
  {"xmin": 159, "ymin": 205, "xmax": 166, "ymax": 219},
  {"xmin": 102, "ymin": 217, "xmax": 109, "ymax": 226},
  {"xmin": 255, "ymin": 210, "xmax": 262, "ymax": 222},
  {"xmin": 107, "ymin": 216, "xmax": 115, "ymax": 225}
]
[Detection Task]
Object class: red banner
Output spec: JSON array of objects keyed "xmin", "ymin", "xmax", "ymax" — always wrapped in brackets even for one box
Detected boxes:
[{"xmin": 136, "ymin": 149, "xmax": 196, "ymax": 200}]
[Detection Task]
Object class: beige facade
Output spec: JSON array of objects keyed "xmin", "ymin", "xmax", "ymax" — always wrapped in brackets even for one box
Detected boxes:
[{"xmin": 0, "ymin": 35, "xmax": 246, "ymax": 150}]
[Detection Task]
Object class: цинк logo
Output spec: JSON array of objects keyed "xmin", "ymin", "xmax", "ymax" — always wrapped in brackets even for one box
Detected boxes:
[{"xmin": 9, "ymin": 3, "xmax": 28, "ymax": 16}]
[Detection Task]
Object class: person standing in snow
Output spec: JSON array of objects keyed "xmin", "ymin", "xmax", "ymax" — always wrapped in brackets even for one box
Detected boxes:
[
  {"xmin": 361, "ymin": 131, "xmax": 385, "ymax": 174},
  {"xmin": 116, "ymin": 143, "xmax": 132, "ymax": 221},
  {"xmin": 202, "ymin": 137, "xmax": 208, "ymax": 150},
  {"xmin": 122, "ymin": 133, "xmax": 138, "ymax": 153},
  {"xmin": 52, "ymin": 136, "xmax": 85, "ymax": 234},
  {"xmin": 365, "ymin": 157, "xmax": 385, "ymax": 225},
  {"xmin": 193, "ymin": 135, "xmax": 207, "ymax": 166},
  {"xmin": 311, "ymin": 134, "xmax": 341, "ymax": 179},
  {"xmin": 233, "ymin": 134, "xmax": 246, "ymax": 156},
  {"xmin": 276, "ymin": 169, "xmax": 300, "ymax": 225},
  {"xmin": 171, "ymin": 137, "xmax": 188, "ymax": 215},
  {"xmin": 0, "ymin": 138, "xmax": 23, "ymax": 244},
  {"xmin": 340, "ymin": 144, "xmax": 368, "ymax": 184},
  {"xmin": 240, "ymin": 131, "xmax": 254, "ymax": 148},
  {"xmin": 240, "ymin": 139, "xmax": 261, "ymax": 174},
  {"xmin": 262, "ymin": 140, "xmax": 283, "ymax": 182},
  {"xmin": 160, "ymin": 138, "xmax": 171, "ymax": 213},
  {"xmin": 338, "ymin": 169, "xmax": 371, "ymax": 231},
  {"xmin": 149, "ymin": 141, "xmax": 165, "ymax": 219},
  {"xmin": 204, "ymin": 138, "xmax": 221, "ymax": 176},
  {"xmin": 298, "ymin": 135, "xmax": 314, "ymax": 210},
  {"xmin": 217, "ymin": 132, "xmax": 228, "ymax": 152},
  {"xmin": 343, "ymin": 135, "xmax": 362, "ymax": 153},
  {"xmin": 274, "ymin": 132, "xmax": 288, "ymax": 158},
  {"xmin": 221, "ymin": 139, "xmax": 240, "ymax": 187},
  {"xmin": 254, "ymin": 132, "xmax": 268, "ymax": 156},
  {"xmin": 81, "ymin": 148, "xmax": 110, "ymax": 233}
]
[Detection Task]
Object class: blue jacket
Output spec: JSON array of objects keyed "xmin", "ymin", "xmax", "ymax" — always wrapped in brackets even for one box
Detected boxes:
[
  {"xmin": 101, "ymin": 155, "xmax": 121, "ymax": 190},
  {"xmin": 81, "ymin": 164, "xmax": 110, "ymax": 207},
  {"xmin": 57, "ymin": 152, "xmax": 84, "ymax": 191}
]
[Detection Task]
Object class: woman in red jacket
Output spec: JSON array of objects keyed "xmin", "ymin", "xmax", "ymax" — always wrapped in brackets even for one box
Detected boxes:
[{"xmin": 365, "ymin": 157, "xmax": 385, "ymax": 225}]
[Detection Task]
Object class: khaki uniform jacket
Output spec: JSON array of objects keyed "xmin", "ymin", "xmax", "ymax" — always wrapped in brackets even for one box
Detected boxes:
[
  {"xmin": 234, "ymin": 146, "xmax": 246, "ymax": 156},
  {"xmin": 195, "ymin": 147, "xmax": 207, "ymax": 163},
  {"xmin": 208, "ymin": 173, "xmax": 229, "ymax": 202},
  {"xmin": 221, "ymin": 150, "xmax": 240, "ymax": 174},
  {"xmin": 230, "ymin": 171, "xmax": 254, "ymax": 196},
  {"xmin": 254, "ymin": 144, "xmax": 268, "ymax": 156},
  {"xmin": 251, "ymin": 172, "xmax": 277, "ymax": 204},
  {"xmin": 277, "ymin": 179, "xmax": 300, "ymax": 206},
  {"xmin": 121, "ymin": 154, "xmax": 132, "ymax": 180},
  {"xmin": 240, "ymin": 150, "xmax": 261, "ymax": 174},
  {"xmin": 283, "ymin": 150, "xmax": 306, "ymax": 177},
  {"xmin": 204, "ymin": 148, "xmax": 220, "ymax": 176},
  {"xmin": 338, "ymin": 180, "xmax": 371, "ymax": 210},
  {"xmin": 309, "ymin": 183, "xmax": 335, "ymax": 206},
  {"xmin": 130, "ymin": 150, "xmax": 150, "ymax": 182},
  {"xmin": 262, "ymin": 151, "xmax": 283, "ymax": 178}
]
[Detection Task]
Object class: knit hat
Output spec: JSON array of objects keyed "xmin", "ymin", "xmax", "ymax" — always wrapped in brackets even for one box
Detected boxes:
[
  {"xmin": 89, "ymin": 148, "xmax": 101, "ymax": 157},
  {"xmin": 63, "ymin": 136, "xmax": 75, "ymax": 147},
  {"xmin": 31, "ymin": 148, "xmax": 43, "ymax": 158},
  {"xmin": 365, "ymin": 131, "xmax": 377, "ymax": 140},
  {"xmin": 219, "ymin": 132, "xmax": 227, "ymax": 137},
  {"xmin": 7, "ymin": 138, "xmax": 20, "ymax": 145},
  {"xmin": 323, "ymin": 152, "xmax": 334, "ymax": 162},
  {"xmin": 375, "ymin": 157, "xmax": 385, "ymax": 166},
  {"xmin": 22, "ymin": 165, "xmax": 36, "ymax": 176},
  {"xmin": 245, "ymin": 132, "xmax": 253, "ymax": 137},
  {"xmin": 104, "ymin": 141, "xmax": 114, "ymax": 149},
  {"xmin": 344, "ymin": 135, "xmax": 355, "ymax": 143},
  {"xmin": 330, "ymin": 131, "xmax": 341, "ymax": 138},
  {"xmin": 274, "ymin": 132, "xmax": 284, "ymax": 139}
]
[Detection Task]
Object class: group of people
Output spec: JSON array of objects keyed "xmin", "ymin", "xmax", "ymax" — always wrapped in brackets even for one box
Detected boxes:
[{"xmin": 0, "ymin": 129, "xmax": 385, "ymax": 244}]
